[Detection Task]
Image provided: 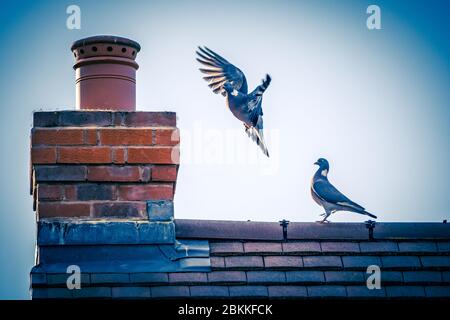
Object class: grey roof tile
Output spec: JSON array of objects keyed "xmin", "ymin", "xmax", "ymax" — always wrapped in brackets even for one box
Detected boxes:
[
  {"xmin": 303, "ymin": 256, "xmax": 342, "ymax": 269},
  {"xmin": 151, "ymin": 286, "xmax": 190, "ymax": 298},
  {"xmin": 168, "ymin": 272, "xmax": 208, "ymax": 284},
  {"xmin": 437, "ymin": 242, "xmax": 450, "ymax": 252},
  {"xmin": 385, "ymin": 286, "xmax": 425, "ymax": 297},
  {"xmin": 244, "ymin": 242, "xmax": 282, "ymax": 254},
  {"xmin": 129, "ymin": 273, "xmax": 168, "ymax": 284},
  {"xmin": 47, "ymin": 273, "xmax": 90, "ymax": 285},
  {"xmin": 224, "ymin": 256, "xmax": 264, "ymax": 269},
  {"xmin": 307, "ymin": 285, "xmax": 347, "ymax": 297},
  {"xmin": 285, "ymin": 271, "xmax": 324, "ymax": 283},
  {"xmin": 246, "ymin": 271, "xmax": 286, "ymax": 284},
  {"xmin": 190, "ymin": 286, "xmax": 229, "ymax": 297},
  {"xmin": 112, "ymin": 286, "xmax": 150, "ymax": 298},
  {"xmin": 210, "ymin": 257, "xmax": 225, "ymax": 269},
  {"xmin": 359, "ymin": 242, "xmax": 398, "ymax": 253},
  {"xmin": 264, "ymin": 256, "xmax": 303, "ymax": 269},
  {"xmin": 268, "ymin": 286, "xmax": 307, "ymax": 298},
  {"xmin": 207, "ymin": 271, "xmax": 247, "ymax": 284},
  {"xmin": 72, "ymin": 287, "xmax": 111, "ymax": 298},
  {"xmin": 425, "ymin": 286, "xmax": 450, "ymax": 297},
  {"xmin": 282, "ymin": 242, "xmax": 321, "ymax": 254},
  {"xmin": 229, "ymin": 285, "xmax": 268, "ymax": 297},
  {"xmin": 91, "ymin": 273, "xmax": 129, "ymax": 284},
  {"xmin": 324, "ymin": 271, "xmax": 365, "ymax": 284},
  {"xmin": 421, "ymin": 256, "xmax": 450, "ymax": 268},
  {"xmin": 342, "ymin": 256, "xmax": 381, "ymax": 269},
  {"xmin": 403, "ymin": 271, "xmax": 442, "ymax": 283},
  {"xmin": 380, "ymin": 271, "xmax": 403, "ymax": 284},
  {"xmin": 398, "ymin": 242, "xmax": 438, "ymax": 253},
  {"xmin": 381, "ymin": 256, "xmax": 421, "ymax": 269},
  {"xmin": 320, "ymin": 242, "xmax": 360, "ymax": 254},
  {"xmin": 210, "ymin": 242, "xmax": 244, "ymax": 255},
  {"xmin": 346, "ymin": 286, "xmax": 386, "ymax": 298}
]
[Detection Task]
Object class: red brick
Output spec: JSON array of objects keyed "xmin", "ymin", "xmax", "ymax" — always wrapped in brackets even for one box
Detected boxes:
[
  {"xmin": 140, "ymin": 166, "xmax": 151, "ymax": 182},
  {"xmin": 151, "ymin": 165, "xmax": 178, "ymax": 182},
  {"xmin": 32, "ymin": 129, "xmax": 84, "ymax": 145},
  {"xmin": 64, "ymin": 185, "xmax": 77, "ymax": 201},
  {"xmin": 34, "ymin": 165, "xmax": 87, "ymax": 181},
  {"xmin": 154, "ymin": 128, "xmax": 180, "ymax": 146},
  {"xmin": 31, "ymin": 147, "xmax": 57, "ymax": 164},
  {"xmin": 127, "ymin": 147, "xmax": 180, "ymax": 164},
  {"xmin": 76, "ymin": 184, "xmax": 115, "ymax": 200},
  {"xmin": 87, "ymin": 166, "xmax": 141, "ymax": 182},
  {"xmin": 84, "ymin": 129, "xmax": 97, "ymax": 145},
  {"xmin": 112, "ymin": 148, "xmax": 126, "ymax": 164},
  {"xmin": 58, "ymin": 147, "xmax": 111, "ymax": 164},
  {"xmin": 117, "ymin": 184, "xmax": 173, "ymax": 201},
  {"xmin": 38, "ymin": 185, "xmax": 63, "ymax": 200},
  {"xmin": 38, "ymin": 202, "xmax": 90, "ymax": 218},
  {"xmin": 99, "ymin": 128, "xmax": 153, "ymax": 145},
  {"xmin": 92, "ymin": 202, "xmax": 146, "ymax": 218}
]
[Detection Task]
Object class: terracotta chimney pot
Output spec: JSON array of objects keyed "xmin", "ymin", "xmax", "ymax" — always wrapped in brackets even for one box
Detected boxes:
[{"xmin": 71, "ymin": 35, "xmax": 141, "ymax": 111}]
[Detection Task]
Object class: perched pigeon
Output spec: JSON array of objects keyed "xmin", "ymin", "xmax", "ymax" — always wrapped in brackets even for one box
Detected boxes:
[
  {"xmin": 196, "ymin": 46, "xmax": 271, "ymax": 157},
  {"xmin": 311, "ymin": 158, "xmax": 377, "ymax": 223}
]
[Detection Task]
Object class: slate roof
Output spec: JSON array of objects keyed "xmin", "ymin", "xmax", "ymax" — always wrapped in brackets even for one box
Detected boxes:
[{"xmin": 31, "ymin": 220, "xmax": 450, "ymax": 299}]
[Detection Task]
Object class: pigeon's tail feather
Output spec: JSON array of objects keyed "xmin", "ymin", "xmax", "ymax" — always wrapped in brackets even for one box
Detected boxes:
[
  {"xmin": 245, "ymin": 126, "xmax": 269, "ymax": 157},
  {"xmin": 254, "ymin": 74, "xmax": 272, "ymax": 97},
  {"xmin": 361, "ymin": 210, "xmax": 377, "ymax": 219}
]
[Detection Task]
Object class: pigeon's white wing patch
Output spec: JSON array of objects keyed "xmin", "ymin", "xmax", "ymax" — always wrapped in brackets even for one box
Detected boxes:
[{"xmin": 247, "ymin": 95, "xmax": 262, "ymax": 111}]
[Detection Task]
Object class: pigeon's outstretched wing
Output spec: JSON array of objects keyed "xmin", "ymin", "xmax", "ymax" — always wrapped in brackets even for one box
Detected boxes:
[
  {"xmin": 312, "ymin": 180, "xmax": 365, "ymax": 212},
  {"xmin": 196, "ymin": 46, "xmax": 248, "ymax": 96}
]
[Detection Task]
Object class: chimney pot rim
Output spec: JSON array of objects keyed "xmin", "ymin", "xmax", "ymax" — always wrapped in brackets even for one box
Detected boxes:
[{"xmin": 71, "ymin": 35, "xmax": 141, "ymax": 52}]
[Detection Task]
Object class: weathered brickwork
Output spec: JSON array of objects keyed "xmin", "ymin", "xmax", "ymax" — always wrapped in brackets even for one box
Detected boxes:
[{"xmin": 31, "ymin": 111, "xmax": 179, "ymax": 220}]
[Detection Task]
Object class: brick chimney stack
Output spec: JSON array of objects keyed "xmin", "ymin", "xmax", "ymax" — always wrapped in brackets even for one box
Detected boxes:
[{"xmin": 29, "ymin": 36, "xmax": 208, "ymax": 299}]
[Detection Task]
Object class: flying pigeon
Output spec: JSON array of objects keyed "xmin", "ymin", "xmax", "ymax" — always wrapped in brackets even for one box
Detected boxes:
[
  {"xmin": 311, "ymin": 158, "xmax": 377, "ymax": 223},
  {"xmin": 196, "ymin": 46, "xmax": 271, "ymax": 157}
]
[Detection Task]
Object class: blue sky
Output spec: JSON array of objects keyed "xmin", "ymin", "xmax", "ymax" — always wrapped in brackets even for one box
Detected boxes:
[{"xmin": 0, "ymin": 0, "xmax": 449, "ymax": 299}]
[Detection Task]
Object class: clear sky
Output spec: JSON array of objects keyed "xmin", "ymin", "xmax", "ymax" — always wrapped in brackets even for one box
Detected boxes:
[{"xmin": 0, "ymin": 0, "xmax": 449, "ymax": 299}]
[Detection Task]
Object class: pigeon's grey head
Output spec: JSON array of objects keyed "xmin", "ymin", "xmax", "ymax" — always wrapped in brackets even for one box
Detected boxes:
[{"xmin": 314, "ymin": 158, "xmax": 329, "ymax": 170}]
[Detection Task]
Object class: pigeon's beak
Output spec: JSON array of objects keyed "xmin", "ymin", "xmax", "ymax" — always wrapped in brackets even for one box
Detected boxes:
[{"xmin": 314, "ymin": 161, "xmax": 319, "ymax": 166}]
